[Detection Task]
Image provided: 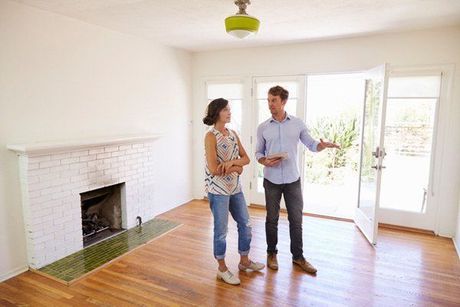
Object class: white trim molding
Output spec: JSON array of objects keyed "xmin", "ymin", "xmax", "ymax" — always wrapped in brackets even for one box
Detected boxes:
[
  {"xmin": 454, "ymin": 238, "xmax": 460, "ymax": 260},
  {"xmin": 7, "ymin": 134, "xmax": 162, "ymax": 156}
]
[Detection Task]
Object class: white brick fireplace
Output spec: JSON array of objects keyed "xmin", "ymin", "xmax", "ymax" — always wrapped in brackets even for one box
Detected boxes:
[{"xmin": 8, "ymin": 135, "xmax": 161, "ymax": 269}]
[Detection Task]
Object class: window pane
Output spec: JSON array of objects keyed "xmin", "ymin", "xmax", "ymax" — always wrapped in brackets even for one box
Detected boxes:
[
  {"xmin": 256, "ymin": 81, "xmax": 298, "ymax": 99},
  {"xmin": 228, "ymin": 100, "xmax": 242, "ymax": 134},
  {"xmin": 387, "ymin": 76, "xmax": 441, "ymax": 98},
  {"xmin": 380, "ymin": 98, "xmax": 437, "ymax": 212},
  {"xmin": 285, "ymin": 99, "xmax": 297, "ymax": 117},
  {"xmin": 257, "ymin": 99, "xmax": 272, "ymax": 125},
  {"xmin": 206, "ymin": 83, "xmax": 243, "ymax": 134},
  {"xmin": 207, "ymin": 83, "xmax": 242, "ymax": 100}
]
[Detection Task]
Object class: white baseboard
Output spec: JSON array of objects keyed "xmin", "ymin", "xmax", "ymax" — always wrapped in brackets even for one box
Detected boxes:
[
  {"xmin": 437, "ymin": 231, "xmax": 454, "ymax": 238},
  {"xmin": 453, "ymin": 238, "xmax": 460, "ymax": 260},
  {"xmin": 0, "ymin": 266, "xmax": 29, "ymax": 283}
]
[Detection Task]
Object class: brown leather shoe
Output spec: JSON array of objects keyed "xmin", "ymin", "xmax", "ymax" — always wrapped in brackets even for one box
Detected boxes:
[
  {"xmin": 293, "ymin": 258, "xmax": 317, "ymax": 274},
  {"xmin": 267, "ymin": 254, "xmax": 278, "ymax": 270}
]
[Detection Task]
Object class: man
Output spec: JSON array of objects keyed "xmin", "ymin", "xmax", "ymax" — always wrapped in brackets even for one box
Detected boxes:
[{"xmin": 255, "ymin": 85, "xmax": 339, "ymax": 274}]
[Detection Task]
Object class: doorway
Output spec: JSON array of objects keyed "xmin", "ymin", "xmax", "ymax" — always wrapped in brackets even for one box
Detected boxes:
[
  {"xmin": 300, "ymin": 72, "xmax": 441, "ymax": 232},
  {"xmin": 302, "ymin": 73, "xmax": 365, "ymax": 219}
]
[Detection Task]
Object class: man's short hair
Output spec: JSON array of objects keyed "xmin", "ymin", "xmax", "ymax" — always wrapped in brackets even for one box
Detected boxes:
[{"xmin": 268, "ymin": 86, "xmax": 289, "ymax": 101}]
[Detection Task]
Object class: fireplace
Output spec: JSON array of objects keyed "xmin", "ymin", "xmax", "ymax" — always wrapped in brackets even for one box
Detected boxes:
[
  {"xmin": 8, "ymin": 134, "xmax": 160, "ymax": 268},
  {"xmin": 81, "ymin": 183, "xmax": 125, "ymax": 247}
]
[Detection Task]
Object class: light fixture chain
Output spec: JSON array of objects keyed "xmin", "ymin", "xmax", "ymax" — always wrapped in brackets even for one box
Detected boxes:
[{"xmin": 234, "ymin": 0, "xmax": 250, "ymax": 15}]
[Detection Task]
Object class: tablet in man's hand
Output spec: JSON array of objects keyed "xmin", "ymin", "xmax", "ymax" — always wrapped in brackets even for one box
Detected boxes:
[{"xmin": 266, "ymin": 152, "xmax": 288, "ymax": 160}]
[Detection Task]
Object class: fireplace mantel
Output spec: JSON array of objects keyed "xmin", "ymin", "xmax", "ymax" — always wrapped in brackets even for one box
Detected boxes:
[{"xmin": 7, "ymin": 134, "xmax": 162, "ymax": 155}]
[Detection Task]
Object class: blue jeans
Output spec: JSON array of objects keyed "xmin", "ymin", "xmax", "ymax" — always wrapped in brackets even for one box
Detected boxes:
[{"xmin": 208, "ymin": 192, "xmax": 252, "ymax": 260}]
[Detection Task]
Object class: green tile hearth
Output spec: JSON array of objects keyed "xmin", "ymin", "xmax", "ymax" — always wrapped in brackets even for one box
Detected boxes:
[{"xmin": 39, "ymin": 218, "xmax": 181, "ymax": 283}]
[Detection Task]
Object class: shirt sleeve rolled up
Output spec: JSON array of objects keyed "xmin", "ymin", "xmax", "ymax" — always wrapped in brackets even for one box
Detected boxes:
[{"xmin": 300, "ymin": 123, "xmax": 319, "ymax": 152}]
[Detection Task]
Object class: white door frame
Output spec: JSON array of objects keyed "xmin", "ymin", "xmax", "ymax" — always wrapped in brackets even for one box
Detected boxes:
[
  {"xmin": 202, "ymin": 77, "xmax": 252, "ymax": 198},
  {"xmin": 249, "ymin": 75, "xmax": 306, "ymax": 206},
  {"xmin": 379, "ymin": 64, "xmax": 455, "ymax": 234}
]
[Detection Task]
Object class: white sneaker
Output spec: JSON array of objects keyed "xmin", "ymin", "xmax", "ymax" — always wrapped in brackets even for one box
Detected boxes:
[
  {"xmin": 216, "ymin": 270, "xmax": 240, "ymax": 285},
  {"xmin": 238, "ymin": 261, "xmax": 265, "ymax": 272}
]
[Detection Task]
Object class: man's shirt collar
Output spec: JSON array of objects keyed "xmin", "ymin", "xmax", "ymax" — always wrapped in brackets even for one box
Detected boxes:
[{"xmin": 270, "ymin": 112, "xmax": 291, "ymax": 123}]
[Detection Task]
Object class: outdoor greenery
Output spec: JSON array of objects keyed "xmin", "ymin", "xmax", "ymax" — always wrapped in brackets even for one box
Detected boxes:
[{"xmin": 306, "ymin": 114, "xmax": 360, "ymax": 184}]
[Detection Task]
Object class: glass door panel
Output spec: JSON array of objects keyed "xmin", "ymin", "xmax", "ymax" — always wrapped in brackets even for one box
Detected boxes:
[
  {"xmin": 251, "ymin": 78, "xmax": 302, "ymax": 206},
  {"xmin": 207, "ymin": 83, "xmax": 243, "ymax": 133},
  {"xmin": 355, "ymin": 64, "xmax": 389, "ymax": 245},
  {"xmin": 378, "ymin": 74, "xmax": 441, "ymax": 230}
]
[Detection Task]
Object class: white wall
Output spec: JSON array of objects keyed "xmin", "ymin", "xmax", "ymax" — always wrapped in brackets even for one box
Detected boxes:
[
  {"xmin": 192, "ymin": 26, "xmax": 460, "ymax": 238},
  {"xmin": 0, "ymin": 1, "xmax": 193, "ymax": 281}
]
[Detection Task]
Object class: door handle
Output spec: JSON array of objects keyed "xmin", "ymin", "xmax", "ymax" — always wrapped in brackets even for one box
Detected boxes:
[
  {"xmin": 371, "ymin": 165, "xmax": 386, "ymax": 170},
  {"xmin": 372, "ymin": 146, "xmax": 379, "ymax": 158},
  {"xmin": 372, "ymin": 147, "xmax": 387, "ymax": 158}
]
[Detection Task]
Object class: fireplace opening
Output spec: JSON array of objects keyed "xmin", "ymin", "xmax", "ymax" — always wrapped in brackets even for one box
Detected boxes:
[{"xmin": 80, "ymin": 183, "xmax": 125, "ymax": 247}]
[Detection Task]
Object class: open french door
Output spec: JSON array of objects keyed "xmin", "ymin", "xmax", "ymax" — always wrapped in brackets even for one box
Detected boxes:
[{"xmin": 355, "ymin": 64, "xmax": 389, "ymax": 245}]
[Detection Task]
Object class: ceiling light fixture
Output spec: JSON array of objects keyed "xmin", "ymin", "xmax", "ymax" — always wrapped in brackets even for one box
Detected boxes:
[{"xmin": 225, "ymin": 0, "xmax": 260, "ymax": 39}]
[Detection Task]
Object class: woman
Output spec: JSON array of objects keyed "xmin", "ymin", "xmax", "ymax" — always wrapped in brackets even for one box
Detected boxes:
[{"xmin": 203, "ymin": 98, "xmax": 264, "ymax": 285}]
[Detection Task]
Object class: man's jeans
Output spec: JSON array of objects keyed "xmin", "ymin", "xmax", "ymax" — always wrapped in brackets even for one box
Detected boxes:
[
  {"xmin": 263, "ymin": 178, "xmax": 304, "ymax": 260},
  {"xmin": 208, "ymin": 192, "xmax": 252, "ymax": 260}
]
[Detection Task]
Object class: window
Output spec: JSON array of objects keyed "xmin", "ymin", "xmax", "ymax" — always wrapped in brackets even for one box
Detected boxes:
[{"xmin": 206, "ymin": 83, "xmax": 243, "ymax": 134}]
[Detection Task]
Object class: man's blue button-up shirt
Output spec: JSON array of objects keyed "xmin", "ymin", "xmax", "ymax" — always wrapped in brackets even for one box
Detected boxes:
[{"xmin": 255, "ymin": 113, "xmax": 319, "ymax": 184}]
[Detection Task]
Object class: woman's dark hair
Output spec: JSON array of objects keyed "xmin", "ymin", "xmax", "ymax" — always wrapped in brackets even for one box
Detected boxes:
[{"xmin": 203, "ymin": 98, "xmax": 229, "ymax": 126}]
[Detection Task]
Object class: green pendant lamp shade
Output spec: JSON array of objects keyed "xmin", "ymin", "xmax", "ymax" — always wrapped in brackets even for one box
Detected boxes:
[
  {"xmin": 225, "ymin": 0, "xmax": 260, "ymax": 39},
  {"xmin": 225, "ymin": 14, "xmax": 260, "ymax": 38}
]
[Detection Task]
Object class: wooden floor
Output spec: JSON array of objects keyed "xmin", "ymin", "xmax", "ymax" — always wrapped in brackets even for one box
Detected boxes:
[{"xmin": 1, "ymin": 199, "xmax": 460, "ymax": 306}]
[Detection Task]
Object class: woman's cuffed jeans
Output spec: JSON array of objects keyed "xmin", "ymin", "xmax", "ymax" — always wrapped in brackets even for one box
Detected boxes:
[{"xmin": 208, "ymin": 192, "xmax": 252, "ymax": 260}]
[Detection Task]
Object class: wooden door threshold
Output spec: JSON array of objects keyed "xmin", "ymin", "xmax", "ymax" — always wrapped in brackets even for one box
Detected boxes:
[
  {"xmin": 250, "ymin": 204, "xmax": 435, "ymax": 235},
  {"xmin": 379, "ymin": 223, "xmax": 435, "ymax": 235}
]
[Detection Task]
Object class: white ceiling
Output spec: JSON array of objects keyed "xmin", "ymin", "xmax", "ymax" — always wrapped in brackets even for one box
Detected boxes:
[{"xmin": 13, "ymin": 0, "xmax": 460, "ymax": 52}]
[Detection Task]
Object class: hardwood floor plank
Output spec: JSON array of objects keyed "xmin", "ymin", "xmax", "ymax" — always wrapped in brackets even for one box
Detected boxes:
[
  {"xmin": 1, "ymin": 199, "xmax": 459, "ymax": 306},
  {"xmin": 17, "ymin": 275, "xmax": 74, "ymax": 299},
  {"xmin": 1, "ymin": 278, "xmax": 67, "ymax": 306},
  {"xmin": 69, "ymin": 282, "xmax": 139, "ymax": 307}
]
